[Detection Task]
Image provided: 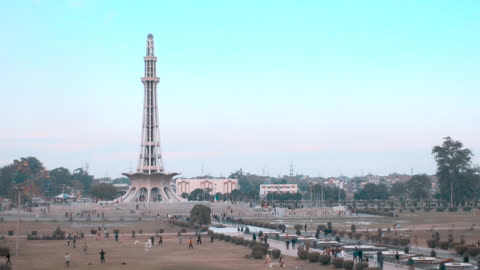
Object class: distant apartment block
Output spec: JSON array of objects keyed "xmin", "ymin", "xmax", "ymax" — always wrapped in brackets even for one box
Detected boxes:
[
  {"xmin": 259, "ymin": 184, "xmax": 298, "ymax": 197},
  {"xmin": 175, "ymin": 179, "xmax": 238, "ymax": 195}
]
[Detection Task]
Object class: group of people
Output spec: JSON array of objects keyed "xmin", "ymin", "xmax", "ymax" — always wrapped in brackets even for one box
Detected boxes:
[
  {"xmin": 323, "ymin": 247, "xmax": 346, "ymax": 258},
  {"xmin": 64, "ymin": 249, "xmax": 106, "ymax": 268},
  {"xmin": 264, "ymin": 254, "xmax": 285, "ymax": 268}
]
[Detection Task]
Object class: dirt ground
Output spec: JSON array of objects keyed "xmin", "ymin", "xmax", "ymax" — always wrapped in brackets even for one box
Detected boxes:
[{"xmin": 0, "ymin": 234, "xmax": 326, "ymax": 270}]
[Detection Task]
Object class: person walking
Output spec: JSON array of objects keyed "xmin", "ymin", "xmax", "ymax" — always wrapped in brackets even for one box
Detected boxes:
[
  {"xmin": 64, "ymin": 253, "xmax": 71, "ymax": 268},
  {"xmin": 286, "ymin": 239, "xmax": 290, "ymax": 250},
  {"xmin": 395, "ymin": 251, "xmax": 400, "ymax": 266},
  {"xmin": 264, "ymin": 234, "xmax": 268, "ymax": 244},
  {"xmin": 291, "ymin": 237, "xmax": 296, "ymax": 249},
  {"xmin": 377, "ymin": 251, "xmax": 384, "ymax": 269},
  {"xmin": 358, "ymin": 249, "xmax": 364, "ymax": 262},
  {"xmin": 99, "ymin": 249, "xmax": 106, "ymax": 264},
  {"xmin": 197, "ymin": 235, "xmax": 202, "ymax": 245},
  {"xmin": 210, "ymin": 234, "xmax": 214, "ymax": 243},
  {"xmin": 72, "ymin": 236, "xmax": 76, "ymax": 248},
  {"xmin": 158, "ymin": 236, "xmax": 163, "ymax": 246},
  {"xmin": 189, "ymin": 237, "xmax": 194, "ymax": 248},
  {"xmin": 353, "ymin": 248, "xmax": 359, "ymax": 263},
  {"xmin": 150, "ymin": 236, "xmax": 155, "ymax": 246},
  {"xmin": 265, "ymin": 253, "xmax": 271, "ymax": 267},
  {"xmin": 83, "ymin": 243, "xmax": 88, "ymax": 255}
]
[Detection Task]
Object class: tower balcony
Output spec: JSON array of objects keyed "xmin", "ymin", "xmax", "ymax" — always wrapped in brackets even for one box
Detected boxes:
[{"xmin": 141, "ymin": 77, "xmax": 160, "ymax": 82}]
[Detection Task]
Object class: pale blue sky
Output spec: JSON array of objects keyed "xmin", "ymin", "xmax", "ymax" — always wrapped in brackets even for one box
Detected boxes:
[{"xmin": 1, "ymin": 0, "xmax": 479, "ymax": 178}]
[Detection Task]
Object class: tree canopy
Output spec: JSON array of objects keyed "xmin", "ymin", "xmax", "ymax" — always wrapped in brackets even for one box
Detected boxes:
[
  {"xmin": 89, "ymin": 183, "xmax": 118, "ymax": 201},
  {"xmin": 432, "ymin": 137, "xmax": 479, "ymax": 203},
  {"xmin": 354, "ymin": 183, "xmax": 390, "ymax": 200},
  {"xmin": 190, "ymin": 204, "xmax": 211, "ymax": 225}
]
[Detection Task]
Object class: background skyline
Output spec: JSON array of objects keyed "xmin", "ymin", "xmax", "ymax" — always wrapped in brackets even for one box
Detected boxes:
[{"xmin": 1, "ymin": 0, "xmax": 479, "ymax": 178}]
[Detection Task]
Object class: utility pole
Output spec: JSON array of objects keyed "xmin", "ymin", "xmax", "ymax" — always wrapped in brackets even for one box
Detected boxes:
[
  {"xmin": 450, "ymin": 181, "xmax": 454, "ymax": 208},
  {"xmin": 16, "ymin": 187, "xmax": 23, "ymax": 257},
  {"xmin": 321, "ymin": 182, "xmax": 324, "ymax": 208}
]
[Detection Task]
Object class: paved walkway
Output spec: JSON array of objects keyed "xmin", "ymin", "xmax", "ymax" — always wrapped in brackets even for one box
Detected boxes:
[{"xmin": 212, "ymin": 225, "xmax": 409, "ymax": 270}]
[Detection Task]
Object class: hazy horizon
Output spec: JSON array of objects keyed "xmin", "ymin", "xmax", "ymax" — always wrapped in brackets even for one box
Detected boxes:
[{"xmin": 1, "ymin": 1, "xmax": 479, "ymax": 178}]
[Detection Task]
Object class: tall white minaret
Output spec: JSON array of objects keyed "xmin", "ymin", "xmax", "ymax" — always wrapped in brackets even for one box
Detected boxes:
[{"xmin": 138, "ymin": 34, "xmax": 163, "ymax": 173}]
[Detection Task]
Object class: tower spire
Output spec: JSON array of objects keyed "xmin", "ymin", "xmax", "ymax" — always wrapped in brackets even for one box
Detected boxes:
[{"xmin": 138, "ymin": 34, "xmax": 163, "ymax": 174}]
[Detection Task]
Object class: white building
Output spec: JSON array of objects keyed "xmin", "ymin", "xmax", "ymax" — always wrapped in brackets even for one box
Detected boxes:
[
  {"xmin": 259, "ymin": 184, "xmax": 298, "ymax": 197},
  {"xmin": 175, "ymin": 179, "xmax": 238, "ymax": 195}
]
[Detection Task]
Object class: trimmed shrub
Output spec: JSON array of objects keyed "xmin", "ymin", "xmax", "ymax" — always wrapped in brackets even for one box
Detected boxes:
[
  {"xmin": 353, "ymin": 233, "xmax": 363, "ymax": 240},
  {"xmin": 218, "ymin": 234, "xmax": 225, "ymax": 240},
  {"xmin": 244, "ymin": 227, "xmax": 250, "ymax": 234},
  {"xmin": 180, "ymin": 228, "xmax": 187, "ymax": 233},
  {"xmin": 431, "ymin": 249, "xmax": 437, "ymax": 257},
  {"xmin": 450, "ymin": 242, "xmax": 461, "ymax": 249},
  {"xmin": 308, "ymin": 252, "xmax": 321, "ymax": 263},
  {"xmin": 319, "ymin": 254, "xmax": 332, "ymax": 265},
  {"xmin": 436, "ymin": 207, "xmax": 445, "ymax": 212},
  {"xmin": 7, "ymin": 231, "xmax": 14, "ymax": 236},
  {"xmin": 455, "ymin": 245, "xmax": 468, "ymax": 255},
  {"xmin": 235, "ymin": 237, "xmax": 244, "ymax": 245},
  {"xmin": 251, "ymin": 245, "xmax": 267, "ymax": 259},
  {"xmin": 400, "ymin": 238, "xmax": 411, "ymax": 246},
  {"xmin": 438, "ymin": 241, "xmax": 450, "ymax": 250},
  {"xmin": 467, "ymin": 247, "xmax": 480, "ymax": 257},
  {"xmin": 31, "ymin": 231, "xmax": 38, "ymax": 236},
  {"xmin": 343, "ymin": 260, "xmax": 354, "ymax": 270},
  {"xmin": 272, "ymin": 249, "xmax": 281, "ymax": 259},
  {"xmin": 355, "ymin": 262, "xmax": 369, "ymax": 270},
  {"xmin": 426, "ymin": 240, "xmax": 436, "ymax": 248},
  {"xmin": 294, "ymin": 224, "xmax": 303, "ymax": 231},
  {"xmin": 248, "ymin": 240, "xmax": 257, "ymax": 248},
  {"xmin": 298, "ymin": 250, "xmax": 309, "ymax": 260},
  {"xmin": 393, "ymin": 237, "xmax": 401, "ymax": 246},
  {"xmin": 200, "ymin": 225, "xmax": 209, "ymax": 232},
  {"xmin": 463, "ymin": 207, "xmax": 472, "ymax": 212},
  {"xmin": 243, "ymin": 240, "xmax": 250, "ymax": 246},
  {"xmin": 332, "ymin": 257, "xmax": 344, "ymax": 268},
  {"xmin": 224, "ymin": 235, "xmax": 231, "ymax": 242}
]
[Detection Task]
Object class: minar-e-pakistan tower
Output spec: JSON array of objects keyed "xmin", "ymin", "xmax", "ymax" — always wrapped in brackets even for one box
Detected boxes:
[{"xmin": 120, "ymin": 34, "xmax": 184, "ymax": 203}]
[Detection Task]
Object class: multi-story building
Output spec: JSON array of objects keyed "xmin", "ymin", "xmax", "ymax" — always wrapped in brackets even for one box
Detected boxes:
[
  {"xmin": 175, "ymin": 178, "xmax": 238, "ymax": 195},
  {"xmin": 259, "ymin": 184, "xmax": 298, "ymax": 198}
]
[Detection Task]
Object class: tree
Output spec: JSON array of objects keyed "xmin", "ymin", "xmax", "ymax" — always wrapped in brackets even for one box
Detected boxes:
[
  {"xmin": 354, "ymin": 183, "xmax": 390, "ymax": 200},
  {"xmin": 432, "ymin": 137, "xmax": 478, "ymax": 204},
  {"xmin": 407, "ymin": 174, "xmax": 431, "ymax": 200},
  {"xmin": 188, "ymin": 188, "xmax": 207, "ymax": 201},
  {"xmin": 49, "ymin": 167, "xmax": 72, "ymax": 186},
  {"xmin": 90, "ymin": 183, "xmax": 118, "ymax": 200},
  {"xmin": 190, "ymin": 204, "xmax": 211, "ymax": 225},
  {"xmin": 72, "ymin": 168, "xmax": 94, "ymax": 194},
  {"xmin": 391, "ymin": 182, "xmax": 408, "ymax": 199}
]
